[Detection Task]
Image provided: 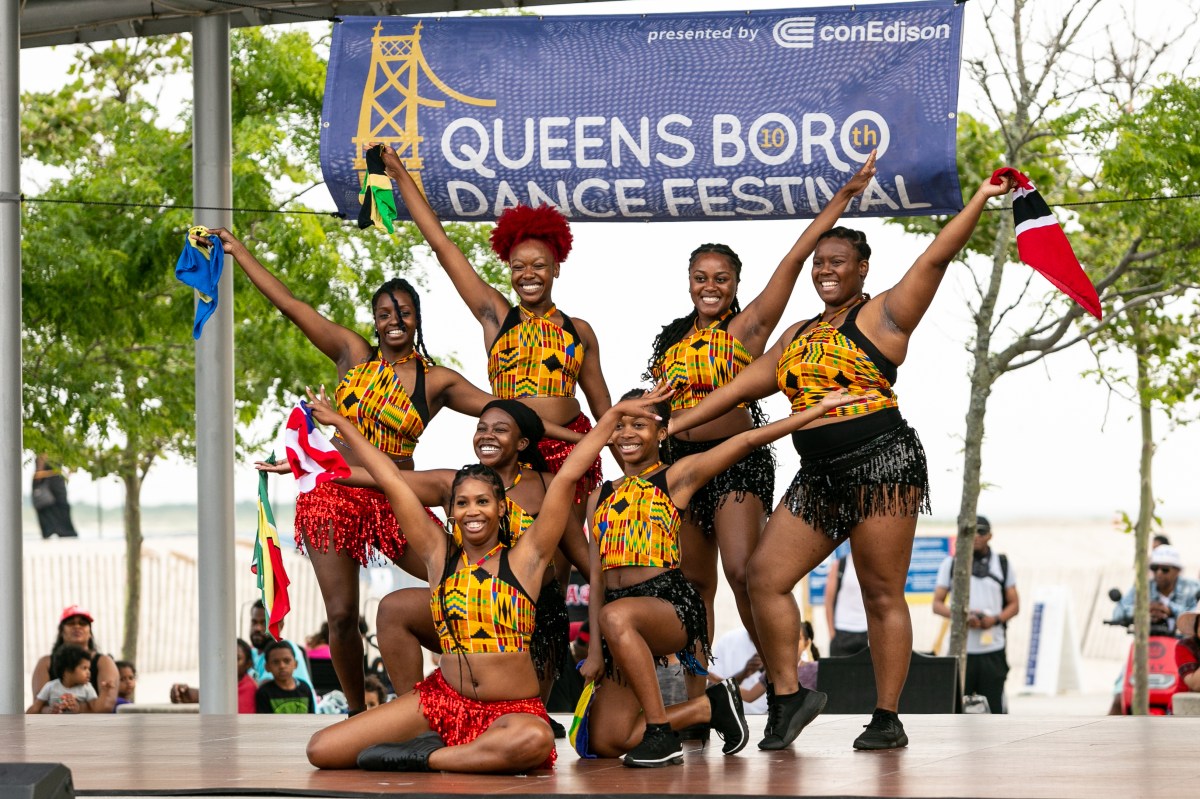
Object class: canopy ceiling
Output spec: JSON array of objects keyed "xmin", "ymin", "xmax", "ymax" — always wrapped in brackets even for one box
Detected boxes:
[{"xmin": 18, "ymin": 0, "xmax": 619, "ymax": 48}]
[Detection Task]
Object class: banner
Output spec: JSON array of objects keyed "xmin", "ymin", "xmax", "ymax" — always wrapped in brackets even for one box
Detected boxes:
[{"xmin": 321, "ymin": 2, "xmax": 965, "ymax": 223}]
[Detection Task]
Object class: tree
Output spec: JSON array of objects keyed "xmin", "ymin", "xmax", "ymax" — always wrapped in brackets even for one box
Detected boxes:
[
  {"xmin": 20, "ymin": 29, "xmax": 504, "ymax": 662},
  {"xmin": 889, "ymin": 0, "xmax": 1200, "ymax": 688}
]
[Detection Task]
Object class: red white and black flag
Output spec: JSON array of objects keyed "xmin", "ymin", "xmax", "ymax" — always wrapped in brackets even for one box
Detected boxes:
[{"xmin": 991, "ymin": 167, "xmax": 1101, "ymax": 319}]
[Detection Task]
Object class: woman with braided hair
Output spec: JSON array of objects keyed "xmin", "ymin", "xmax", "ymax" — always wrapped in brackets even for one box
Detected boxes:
[
  {"xmin": 304, "ymin": 389, "xmax": 664, "ymax": 774},
  {"xmin": 377, "ymin": 144, "xmax": 613, "ymax": 502},
  {"xmin": 669, "ymin": 169, "xmax": 1017, "ymax": 752},
  {"xmin": 213, "ymin": 227, "xmax": 495, "ymax": 716},
  {"xmin": 644, "ymin": 154, "xmax": 877, "ymax": 697}
]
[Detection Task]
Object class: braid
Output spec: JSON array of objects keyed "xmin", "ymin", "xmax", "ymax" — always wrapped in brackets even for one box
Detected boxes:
[
  {"xmin": 371, "ymin": 278, "xmax": 438, "ymax": 366},
  {"xmin": 816, "ymin": 227, "xmax": 872, "ymax": 261}
]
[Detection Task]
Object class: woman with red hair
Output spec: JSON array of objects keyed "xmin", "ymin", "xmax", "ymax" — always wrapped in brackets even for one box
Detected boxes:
[{"xmin": 378, "ymin": 144, "xmax": 613, "ymax": 502}]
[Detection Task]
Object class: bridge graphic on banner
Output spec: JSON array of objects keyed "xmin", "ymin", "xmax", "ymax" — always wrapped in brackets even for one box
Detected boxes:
[{"xmin": 353, "ymin": 21, "xmax": 496, "ymax": 194}]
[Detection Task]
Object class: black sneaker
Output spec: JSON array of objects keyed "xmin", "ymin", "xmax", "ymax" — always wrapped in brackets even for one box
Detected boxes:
[
  {"xmin": 762, "ymin": 682, "xmax": 776, "ymax": 738},
  {"xmin": 705, "ymin": 679, "xmax": 750, "ymax": 755},
  {"xmin": 623, "ymin": 723, "xmax": 684, "ymax": 768},
  {"xmin": 853, "ymin": 708, "xmax": 909, "ymax": 751},
  {"xmin": 548, "ymin": 717, "xmax": 567, "ymax": 740},
  {"xmin": 677, "ymin": 723, "xmax": 711, "ymax": 743},
  {"xmin": 758, "ymin": 688, "xmax": 827, "ymax": 750},
  {"xmin": 357, "ymin": 732, "xmax": 447, "ymax": 771}
]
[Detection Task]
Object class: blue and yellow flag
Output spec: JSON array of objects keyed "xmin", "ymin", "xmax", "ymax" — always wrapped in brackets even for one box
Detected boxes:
[{"xmin": 252, "ymin": 456, "xmax": 291, "ymax": 640}]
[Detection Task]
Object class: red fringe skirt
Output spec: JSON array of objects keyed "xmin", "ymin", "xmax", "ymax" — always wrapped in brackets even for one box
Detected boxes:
[
  {"xmin": 416, "ymin": 669, "xmax": 556, "ymax": 769},
  {"xmin": 294, "ymin": 481, "xmax": 406, "ymax": 567},
  {"xmin": 538, "ymin": 413, "xmax": 602, "ymax": 504}
]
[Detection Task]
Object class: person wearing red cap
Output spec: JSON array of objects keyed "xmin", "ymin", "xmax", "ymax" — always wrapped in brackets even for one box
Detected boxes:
[
  {"xmin": 378, "ymin": 144, "xmax": 614, "ymax": 503},
  {"xmin": 30, "ymin": 605, "xmax": 118, "ymax": 713}
]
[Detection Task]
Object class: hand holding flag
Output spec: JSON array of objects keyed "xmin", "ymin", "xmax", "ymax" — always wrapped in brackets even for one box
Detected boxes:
[{"xmin": 284, "ymin": 400, "xmax": 351, "ymax": 493}]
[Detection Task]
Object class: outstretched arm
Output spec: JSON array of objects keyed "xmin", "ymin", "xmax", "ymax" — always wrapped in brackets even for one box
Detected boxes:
[
  {"xmin": 669, "ymin": 335, "xmax": 785, "ymax": 435},
  {"xmin": 733, "ymin": 152, "xmax": 878, "ymax": 353},
  {"xmin": 667, "ymin": 390, "xmax": 867, "ymax": 507},
  {"xmin": 378, "ymin": 144, "xmax": 510, "ymax": 337},
  {"xmin": 306, "ymin": 388, "xmax": 445, "ymax": 560},
  {"xmin": 208, "ymin": 228, "xmax": 364, "ymax": 368},
  {"xmin": 573, "ymin": 318, "xmax": 614, "ymax": 421},
  {"xmin": 880, "ymin": 175, "xmax": 1015, "ymax": 336}
]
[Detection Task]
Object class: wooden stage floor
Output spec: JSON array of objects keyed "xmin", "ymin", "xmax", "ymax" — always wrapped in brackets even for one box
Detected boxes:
[{"xmin": 4, "ymin": 712, "xmax": 1198, "ymax": 798}]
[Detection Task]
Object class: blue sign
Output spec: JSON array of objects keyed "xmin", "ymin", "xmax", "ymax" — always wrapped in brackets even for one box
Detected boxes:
[
  {"xmin": 321, "ymin": 2, "xmax": 965, "ymax": 223},
  {"xmin": 906, "ymin": 535, "xmax": 951, "ymax": 596}
]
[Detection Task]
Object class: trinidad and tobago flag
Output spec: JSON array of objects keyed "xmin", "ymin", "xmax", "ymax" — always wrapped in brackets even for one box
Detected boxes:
[{"xmin": 991, "ymin": 167, "xmax": 1101, "ymax": 319}]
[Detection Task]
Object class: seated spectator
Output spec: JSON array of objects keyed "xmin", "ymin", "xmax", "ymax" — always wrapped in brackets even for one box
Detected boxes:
[
  {"xmin": 115, "ymin": 660, "xmax": 137, "ymax": 709},
  {"xmin": 31, "ymin": 605, "xmax": 118, "ymax": 713},
  {"xmin": 708, "ymin": 626, "xmax": 767, "ymax": 714},
  {"xmin": 734, "ymin": 621, "xmax": 821, "ymax": 706},
  {"xmin": 364, "ymin": 675, "xmax": 388, "ymax": 710},
  {"xmin": 1112, "ymin": 546, "xmax": 1200, "ymax": 633},
  {"xmin": 237, "ymin": 639, "xmax": 257, "ymax": 713},
  {"xmin": 27, "ymin": 645, "xmax": 102, "ymax": 714},
  {"xmin": 546, "ymin": 622, "xmax": 589, "ymax": 713},
  {"xmin": 1178, "ymin": 611, "xmax": 1200, "ymax": 693},
  {"xmin": 307, "ymin": 623, "xmax": 332, "ymax": 661},
  {"xmin": 256, "ymin": 641, "xmax": 315, "ymax": 714}
]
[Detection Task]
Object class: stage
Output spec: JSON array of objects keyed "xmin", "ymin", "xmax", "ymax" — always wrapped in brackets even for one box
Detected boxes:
[{"xmin": 4, "ymin": 713, "xmax": 1197, "ymax": 798}]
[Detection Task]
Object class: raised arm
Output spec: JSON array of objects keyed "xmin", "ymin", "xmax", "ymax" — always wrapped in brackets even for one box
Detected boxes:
[
  {"xmin": 306, "ymin": 389, "xmax": 445, "ymax": 560},
  {"xmin": 878, "ymin": 175, "xmax": 1015, "ymax": 338},
  {"xmin": 733, "ymin": 152, "xmax": 878, "ymax": 352},
  {"xmin": 377, "ymin": 145, "xmax": 510, "ymax": 337},
  {"xmin": 429, "ymin": 366, "xmax": 496, "ymax": 419},
  {"xmin": 208, "ymin": 227, "xmax": 365, "ymax": 368},
  {"xmin": 667, "ymin": 390, "xmax": 866, "ymax": 508},
  {"xmin": 669, "ymin": 333, "xmax": 786, "ymax": 435}
]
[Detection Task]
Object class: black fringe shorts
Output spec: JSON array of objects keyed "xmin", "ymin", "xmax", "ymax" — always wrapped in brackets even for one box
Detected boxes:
[
  {"xmin": 784, "ymin": 408, "xmax": 930, "ymax": 542},
  {"xmin": 662, "ymin": 435, "xmax": 775, "ymax": 537},
  {"xmin": 601, "ymin": 569, "xmax": 712, "ymax": 678},
  {"xmin": 530, "ymin": 577, "xmax": 570, "ymax": 683}
]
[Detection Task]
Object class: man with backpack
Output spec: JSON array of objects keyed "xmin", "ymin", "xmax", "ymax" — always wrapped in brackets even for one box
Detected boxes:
[{"xmin": 932, "ymin": 516, "xmax": 1019, "ymax": 714}]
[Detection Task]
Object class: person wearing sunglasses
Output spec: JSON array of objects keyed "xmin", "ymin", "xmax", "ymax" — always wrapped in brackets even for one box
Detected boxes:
[{"xmin": 1112, "ymin": 545, "xmax": 1199, "ymax": 633}]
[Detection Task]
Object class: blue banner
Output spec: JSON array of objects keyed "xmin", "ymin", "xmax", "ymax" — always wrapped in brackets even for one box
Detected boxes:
[{"xmin": 321, "ymin": 2, "xmax": 964, "ymax": 223}]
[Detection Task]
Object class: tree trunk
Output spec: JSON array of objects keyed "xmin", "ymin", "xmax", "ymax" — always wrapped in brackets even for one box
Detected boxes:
[
  {"xmin": 1131, "ymin": 314, "xmax": 1154, "ymax": 715},
  {"xmin": 120, "ymin": 462, "xmax": 144, "ymax": 664}
]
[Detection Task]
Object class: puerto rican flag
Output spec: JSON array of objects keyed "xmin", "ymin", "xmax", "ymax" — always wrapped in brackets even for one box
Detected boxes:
[
  {"xmin": 991, "ymin": 167, "xmax": 1102, "ymax": 319},
  {"xmin": 284, "ymin": 402, "xmax": 351, "ymax": 493}
]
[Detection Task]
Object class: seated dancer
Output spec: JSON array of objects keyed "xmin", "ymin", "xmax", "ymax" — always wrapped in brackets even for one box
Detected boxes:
[
  {"xmin": 379, "ymin": 144, "xmax": 613, "ymax": 502},
  {"xmin": 645, "ymin": 154, "xmax": 876, "ymax": 703},
  {"xmin": 337, "ymin": 400, "xmax": 589, "ymax": 733},
  {"xmin": 670, "ymin": 170, "xmax": 1017, "ymax": 751},
  {"xmin": 211, "ymin": 227, "xmax": 495, "ymax": 715},
  {"xmin": 581, "ymin": 387, "xmax": 865, "ymax": 768},
  {"xmin": 304, "ymin": 389, "xmax": 665, "ymax": 774}
]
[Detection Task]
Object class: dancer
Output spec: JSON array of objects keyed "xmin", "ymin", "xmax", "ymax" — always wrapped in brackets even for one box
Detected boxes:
[
  {"xmin": 326, "ymin": 399, "xmax": 589, "ymax": 729},
  {"xmin": 378, "ymin": 144, "xmax": 613, "ymax": 501},
  {"xmin": 211, "ymin": 227, "xmax": 494, "ymax": 714},
  {"xmin": 670, "ymin": 171, "xmax": 1016, "ymax": 751},
  {"xmin": 581, "ymin": 387, "xmax": 865, "ymax": 767},
  {"xmin": 645, "ymin": 154, "xmax": 876, "ymax": 700},
  {"xmin": 303, "ymin": 389, "xmax": 663, "ymax": 774}
]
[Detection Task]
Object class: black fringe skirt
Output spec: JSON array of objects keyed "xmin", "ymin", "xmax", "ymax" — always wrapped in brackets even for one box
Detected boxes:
[
  {"xmin": 601, "ymin": 569, "xmax": 712, "ymax": 678},
  {"xmin": 661, "ymin": 435, "xmax": 776, "ymax": 536},
  {"xmin": 784, "ymin": 408, "xmax": 930, "ymax": 542},
  {"xmin": 530, "ymin": 577, "xmax": 571, "ymax": 683}
]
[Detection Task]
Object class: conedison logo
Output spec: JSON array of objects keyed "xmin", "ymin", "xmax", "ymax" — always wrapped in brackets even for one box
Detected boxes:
[{"xmin": 772, "ymin": 17, "xmax": 816, "ymax": 49}]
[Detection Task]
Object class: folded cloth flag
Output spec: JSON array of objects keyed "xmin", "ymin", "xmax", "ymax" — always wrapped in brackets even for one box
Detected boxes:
[
  {"xmin": 990, "ymin": 167, "xmax": 1102, "ymax": 319},
  {"xmin": 252, "ymin": 454, "xmax": 291, "ymax": 640},
  {"xmin": 174, "ymin": 225, "xmax": 223, "ymax": 338},
  {"xmin": 284, "ymin": 402, "xmax": 351, "ymax": 493},
  {"xmin": 358, "ymin": 145, "xmax": 399, "ymax": 234},
  {"xmin": 568, "ymin": 677, "xmax": 598, "ymax": 759}
]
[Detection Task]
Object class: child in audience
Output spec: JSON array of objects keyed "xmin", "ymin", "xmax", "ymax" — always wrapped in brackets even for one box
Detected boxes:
[
  {"xmin": 115, "ymin": 660, "xmax": 137, "ymax": 708},
  {"xmin": 364, "ymin": 675, "xmax": 388, "ymax": 710},
  {"xmin": 27, "ymin": 645, "xmax": 100, "ymax": 714},
  {"xmin": 255, "ymin": 640, "xmax": 315, "ymax": 714}
]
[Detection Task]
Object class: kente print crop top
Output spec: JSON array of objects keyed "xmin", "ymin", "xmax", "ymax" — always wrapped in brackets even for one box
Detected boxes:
[
  {"xmin": 592, "ymin": 469, "xmax": 681, "ymax": 570},
  {"xmin": 488, "ymin": 305, "xmax": 583, "ymax": 398},
  {"xmin": 776, "ymin": 303, "xmax": 899, "ymax": 418},
  {"xmin": 432, "ymin": 543, "xmax": 536, "ymax": 654},
  {"xmin": 334, "ymin": 354, "xmax": 430, "ymax": 459},
  {"xmin": 651, "ymin": 312, "xmax": 753, "ymax": 413}
]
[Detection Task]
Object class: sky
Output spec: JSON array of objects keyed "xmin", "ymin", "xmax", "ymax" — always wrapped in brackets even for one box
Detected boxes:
[{"xmin": 17, "ymin": 0, "xmax": 1200, "ymax": 527}]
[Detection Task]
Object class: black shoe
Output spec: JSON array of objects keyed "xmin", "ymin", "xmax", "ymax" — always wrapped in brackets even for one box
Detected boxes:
[
  {"xmin": 762, "ymin": 682, "xmax": 776, "ymax": 738},
  {"xmin": 677, "ymin": 723, "xmax": 711, "ymax": 743},
  {"xmin": 758, "ymin": 688, "xmax": 827, "ymax": 750},
  {"xmin": 623, "ymin": 723, "xmax": 684, "ymax": 768},
  {"xmin": 853, "ymin": 708, "xmax": 908, "ymax": 751},
  {"xmin": 548, "ymin": 717, "xmax": 567, "ymax": 740},
  {"xmin": 706, "ymin": 679, "xmax": 750, "ymax": 755},
  {"xmin": 357, "ymin": 732, "xmax": 447, "ymax": 771}
]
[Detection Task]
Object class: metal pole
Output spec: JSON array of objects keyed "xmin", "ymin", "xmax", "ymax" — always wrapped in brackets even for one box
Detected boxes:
[
  {"xmin": 193, "ymin": 13, "xmax": 236, "ymax": 715},
  {"xmin": 0, "ymin": 0, "xmax": 25, "ymax": 717}
]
